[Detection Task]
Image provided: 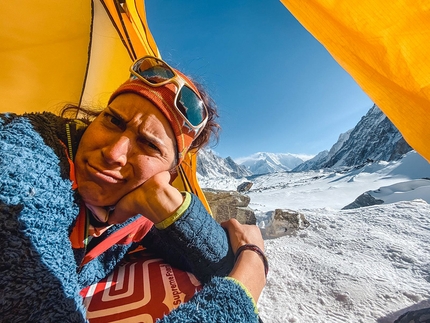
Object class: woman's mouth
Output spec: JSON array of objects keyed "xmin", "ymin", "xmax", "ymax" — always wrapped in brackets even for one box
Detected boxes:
[{"xmin": 88, "ymin": 164, "xmax": 125, "ymax": 184}]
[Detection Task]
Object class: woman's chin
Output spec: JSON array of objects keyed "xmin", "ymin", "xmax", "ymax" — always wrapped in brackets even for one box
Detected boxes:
[{"xmin": 78, "ymin": 187, "xmax": 119, "ymax": 207}]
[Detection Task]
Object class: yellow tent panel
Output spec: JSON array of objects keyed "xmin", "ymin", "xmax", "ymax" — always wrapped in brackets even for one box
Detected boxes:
[
  {"xmin": 281, "ymin": 0, "xmax": 430, "ymax": 162},
  {"xmin": 0, "ymin": 0, "xmax": 159, "ymax": 114},
  {"xmin": 0, "ymin": 0, "xmax": 92, "ymax": 114}
]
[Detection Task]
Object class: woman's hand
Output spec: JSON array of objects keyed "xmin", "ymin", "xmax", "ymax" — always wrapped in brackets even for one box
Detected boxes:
[
  {"xmin": 108, "ymin": 171, "xmax": 184, "ymax": 224},
  {"xmin": 221, "ymin": 218, "xmax": 265, "ymax": 253},
  {"xmin": 221, "ymin": 219, "xmax": 267, "ymax": 302}
]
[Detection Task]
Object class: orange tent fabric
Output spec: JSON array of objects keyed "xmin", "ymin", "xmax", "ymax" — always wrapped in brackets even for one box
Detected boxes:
[{"xmin": 281, "ymin": 0, "xmax": 430, "ymax": 162}]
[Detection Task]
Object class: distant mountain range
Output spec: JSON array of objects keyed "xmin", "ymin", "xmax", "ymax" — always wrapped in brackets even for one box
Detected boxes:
[
  {"xmin": 197, "ymin": 150, "xmax": 308, "ymax": 178},
  {"xmin": 196, "ymin": 149, "xmax": 252, "ymax": 179},
  {"xmin": 197, "ymin": 105, "xmax": 412, "ymax": 178},
  {"xmin": 235, "ymin": 152, "xmax": 309, "ymax": 175}
]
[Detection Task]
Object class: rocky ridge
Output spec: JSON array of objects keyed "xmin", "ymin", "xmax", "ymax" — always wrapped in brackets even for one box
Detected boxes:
[{"xmin": 294, "ymin": 105, "xmax": 412, "ymax": 171}]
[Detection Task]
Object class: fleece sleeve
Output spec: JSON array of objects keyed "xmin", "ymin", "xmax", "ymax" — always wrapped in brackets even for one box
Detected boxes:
[
  {"xmin": 157, "ymin": 276, "xmax": 259, "ymax": 323},
  {"xmin": 0, "ymin": 115, "xmax": 87, "ymax": 322},
  {"xmin": 141, "ymin": 193, "xmax": 235, "ymax": 284}
]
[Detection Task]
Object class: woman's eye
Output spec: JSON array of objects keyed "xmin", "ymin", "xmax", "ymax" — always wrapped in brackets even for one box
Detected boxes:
[
  {"xmin": 148, "ymin": 142, "xmax": 160, "ymax": 152},
  {"xmin": 139, "ymin": 138, "xmax": 161, "ymax": 153},
  {"xmin": 103, "ymin": 112, "xmax": 125, "ymax": 130},
  {"xmin": 110, "ymin": 116, "xmax": 121, "ymax": 126},
  {"xmin": 109, "ymin": 115, "xmax": 123, "ymax": 127}
]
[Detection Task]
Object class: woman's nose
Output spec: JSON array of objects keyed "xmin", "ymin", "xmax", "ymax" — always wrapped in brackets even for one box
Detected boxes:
[{"xmin": 102, "ymin": 135, "xmax": 130, "ymax": 166}]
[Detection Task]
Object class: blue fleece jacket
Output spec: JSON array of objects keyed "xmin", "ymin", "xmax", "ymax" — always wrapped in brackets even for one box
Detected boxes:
[{"xmin": 0, "ymin": 112, "xmax": 258, "ymax": 322}]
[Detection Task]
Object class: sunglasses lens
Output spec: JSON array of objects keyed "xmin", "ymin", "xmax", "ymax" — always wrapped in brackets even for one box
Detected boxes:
[
  {"xmin": 177, "ymin": 86, "xmax": 207, "ymax": 127},
  {"xmin": 134, "ymin": 57, "xmax": 175, "ymax": 84}
]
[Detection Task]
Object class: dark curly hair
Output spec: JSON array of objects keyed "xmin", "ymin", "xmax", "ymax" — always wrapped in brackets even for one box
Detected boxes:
[{"xmin": 60, "ymin": 80, "xmax": 220, "ymax": 154}]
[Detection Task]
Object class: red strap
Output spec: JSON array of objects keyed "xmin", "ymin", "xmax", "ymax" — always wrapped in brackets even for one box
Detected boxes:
[
  {"xmin": 80, "ymin": 216, "xmax": 153, "ymax": 266},
  {"xmin": 59, "ymin": 139, "xmax": 78, "ymax": 189}
]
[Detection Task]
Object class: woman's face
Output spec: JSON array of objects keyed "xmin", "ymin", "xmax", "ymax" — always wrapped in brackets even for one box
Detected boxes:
[{"xmin": 74, "ymin": 93, "xmax": 177, "ymax": 207}]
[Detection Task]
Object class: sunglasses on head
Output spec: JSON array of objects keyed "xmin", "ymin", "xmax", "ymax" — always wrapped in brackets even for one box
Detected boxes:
[{"xmin": 129, "ymin": 56, "xmax": 208, "ymax": 135}]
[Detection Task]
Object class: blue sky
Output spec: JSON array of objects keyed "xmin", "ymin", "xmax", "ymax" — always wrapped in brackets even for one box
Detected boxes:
[{"xmin": 145, "ymin": 0, "xmax": 374, "ymax": 159}]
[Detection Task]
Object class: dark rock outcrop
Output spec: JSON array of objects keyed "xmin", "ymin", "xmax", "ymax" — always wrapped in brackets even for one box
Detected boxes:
[
  {"xmin": 237, "ymin": 181, "xmax": 253, "ymax": 193},
  {"xmin": 342, "ymin": 192, "xmax": 384, "ymax": 209}
]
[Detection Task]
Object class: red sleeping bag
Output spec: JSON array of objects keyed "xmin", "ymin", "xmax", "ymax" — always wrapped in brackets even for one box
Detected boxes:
[{"xmin": 81, "ymin": 249, "xmax": 202, "ymax": 322}]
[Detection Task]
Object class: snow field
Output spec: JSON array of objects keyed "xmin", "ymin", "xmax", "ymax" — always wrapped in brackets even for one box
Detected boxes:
[{"xmin": 258, "ymin": 201, "xmax": 430, "ymax": 322}]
